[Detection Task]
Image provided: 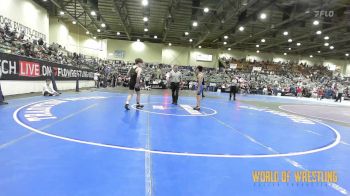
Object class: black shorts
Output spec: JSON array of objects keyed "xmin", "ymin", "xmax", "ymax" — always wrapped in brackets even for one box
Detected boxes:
[{"xmin": 129, "ymin": 82, "xmax": 140, "ymax": 91}]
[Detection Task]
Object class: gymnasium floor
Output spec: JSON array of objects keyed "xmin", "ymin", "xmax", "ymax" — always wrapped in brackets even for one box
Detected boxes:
[{"xmin": 1, "ymin": 88, "xmax": 350, "ymax": 196}]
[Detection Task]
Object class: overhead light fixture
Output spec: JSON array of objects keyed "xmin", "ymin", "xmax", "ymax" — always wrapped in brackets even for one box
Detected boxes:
[
  {"xmin": 288, "ymin": 48, "xmax": 291, "ymax": 50},
  {"xmin": 283, "ymin": 31, "xmax": 288, "ymax": 36},
  {"xmin": 256, "ymin": 44, "xmax": 259, "ymax": 48},
  {"xmin": 72, "ymin": 20, "xmax": 77, "ymax": 25},
  {"xmin": 192, "ymin": 21, "xmax": 198, "ymax": 27},
  {"xmin": 256, "ymin": 50, "xmax": 260, "ymax": 53},
  {"xmin": 86, "ymin": 31, "xmax": 89, "ymax": 35},
  {"xmin": 296, "ymin": 42, "xmax": 301, "ymax": 46},
  {"xmin": 91, "ymin": 11, "xmax": 96, "ymax": 16},
  {"xmin": 101, "ymin": 23, "xmax": 106, "ymax": 28},
  {"xmin": 154, "ymin": 35, "xmax": 158, "ymax": 39},
  {"xmin": 143, "ymin": 17, "xmax": 148, "ymax": 22},
  {"xmin": 346, "ymin": 53, "xmax": 349, "ymax": 57},
  {"xmin": 310, "ymin": 55, "xmax": 313, "ymax": 58},
  {"xmin": 324, "ymin": 36, "xmax": 329, "ymax": 40},
  {"xmin": 317, "ymin": 51, "xmax": 321, "ymax": 53},
  {"xmin": 224, "ymin": 35, "xmax": 228, "ymax": 39},
  {"xmin": 324, "ymin": 42, "xmax": 329, "ymax": 46},
  {"xmin": 260, "ymin": 13, "xmax": 267, "ymax": 20},
  {"xmin": 239, "ymin": 26, "xmax": 245, "ymax": 31},
  {"xmin": 97, "ymin": 29, "xmax": 101, "ymax": 32},
  {"xmin": 137, "ymin": 39, "xmax": 140, "ymax": 42},
  {"xmin": 59, "ymin": 11, "xmax": 64, "ymax": 15},
  {"xmin": 228, "ymin": 48, "xmax": 231, "ymax": 51},
  {"xmin": 185, "ymin": 32, "xmax": 189, "ymax": 36},
  {"xmin": 198, "ymin": 46, "xmax": 202, "ymax": 48},
  {"xmin": 189, "ymin": 39, "xmax": 193, "ymax": 42},
  {"xmin": 313, "ymin": 20, "xmax": 319, "ymax": 25},
  {"xmin": 223, "ymin": 41, "xmax": 227, "ymax": 45},
  {"xmin": 284, "ymin": 53, "xmax": 287, "ymax": 56},
  {"xmin": 93, "ymin": 36, "xmax": 96, "ymax": 39},
  {"xmin": 142, "ymin": 0, "xmax": 148, "ymax": 6},
  {"xmin": 316, "ymin": 30, "xmax": 322, "ymax": 35},
  {"xmin": 261, "ymin": 39, "xmax": 265, "ymax": 43},
  {"xmin": 42, "ymin": 0, "xmax": 47, "ymax": 2},
  {"xmin": 144, "ymin": 28, "xmax": 148, "ymax": 32},
  {"xmin": 168, "ymin": 43, "xmax": 172, "ymax": 46},
  {"xmin": 288, "ymin": 38, "xmax": 292, "ymax": 43},
  {"xmin": 330, "ymin": 46, "xmax": 334, "ymax": 50},
  {"xmin": 204, "ymin": 7, "xmax": 209, "ymax": 13},
  {"xmin": 117, "ymin": 32, "xmax": 120, "ymax": 35}
]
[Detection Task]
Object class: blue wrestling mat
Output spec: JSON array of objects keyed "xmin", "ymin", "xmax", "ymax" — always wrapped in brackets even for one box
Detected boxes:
[{"xmin": 1, "ymin": 90, "xmax": 350, "ymax": 196}]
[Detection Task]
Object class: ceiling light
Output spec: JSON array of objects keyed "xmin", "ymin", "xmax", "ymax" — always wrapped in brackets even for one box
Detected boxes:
[
  {"xmin": 228, "ymin": 48, "xmax": 231, "ymax": 51},
  {"xmin": 239, "ymin": 26, "xmax": 245, "ymax": 31},
  {"xmin": 117, "ymin": 32, "xmax": 120, "ymax": 35},
  {"xmin": 310, "ymin": 55, "xmax": 313, "ymax": 58},
  {"xmin": 72, "ymin": 21, "xmax": 77, "ymax": 25},
  {"xmin": 317, "ymin": 51, "xmax": 321, "ymax": 53},
  {"xmin": 144, "ymin": 28, "xmax": 148, "ymax": 32},
  {"xmin": 296, "ymin": 42, "xmax": 301, "ymax": 46},
  {"xmin": 93, "ymin": 36, "xmax": 96, "ymax": 39},
  {"xmin": 142, "ymin": 0, "xmax": 148, "ymax": 6},
  {"xmin": 97, "ymin": 29, "xmax": 101, "ymax": 32},
  {"xmin": 261, "ymin": 39, "xmax": 265, "ymax": 43},
  {"xmin": 192, "ymin": 21, "xmax": 198, "ymax": 27},
  {"xmin": 101, "ymin": 23, "xmax": 106, "ymax": 28},
  {"xmin": 324, "ymin": 42, "xmax": 329, "ymax": 46},
  {"xmin": 91, "ymin": 11, "xmax": 96, "ymax": 16},
  {"xmin": 189, "ymin": 39, "xmax": 193, "ymax": 42},
  {"xmin": 223, "ymin": 41, "xmax": 227, "ymax": 45},
  {"xmin": 42, "ymin": 0, "xmax": 47, "ymax": 2},
  {"xmin": 256, "ymin": 50, "xmax": 260, "ymax": 53},
  {"xmin": 284, "ymin": 53, "xmax": 287, "ymax": 56},
  {"xmin": 316, "ymin": 30, "xmax": 322, "ymax": 35},
  {"xmin": 154, "ymin": 35, "xmax": 158, "ymax": 39},
  {"xmin": 204, "ymin": 7, "xmax": 209, "ymax": 13},
  {"xmin": 324, "ymin": 36, "xmax": 329, "ymax": 40},
  {"xmin": 330, "ymin": 46, "xmax": 334, "ymax": 50},
  {"xmin": 185, "ymin": 32, "xmax": 189, "ymax": 36},
  {"xmin": 260, "ymin": 13, "xmax": 267, "ymax": 20},
  {"xmin": 168, "ymin": 43, "xmax": 172, "ymax": 46},
  {"xmin": 288, "ymin": 38, "xmax": 292, "ymax": 43},
  {"xmin": 198, "ymin": 46, "xmax": 202, "ymax": 48},
  {"xmin": 288, "ymin": 48, "xmax": 291, "ymax": 50},
  {"xmin": 283, "ymin": 31, "xmax": 288, "ymax": 36},
  {"xmin": 137, "ymin": 39, "xmax": 140, "ymax": 42},
  {"xmin": 313, "ymin": 20, "xmax": 319, "ymax": 25},
  {"xmin": 224, "ymin": 35, "xmax": 228, "ymax": 39},
  {"xmin": 59, "ymin": 11, "xmax": 64, "ymax": 15},
  {"xmin": 346, "ymin": 53, "xmax": 349, "ymax": 57},
  {"xmin": 86, "ymin": 31, "xmax": 89, "ymax": 35},
  {"xmin": 256, "ymin": 44, "xmax": 259, "ymax": 48},
  {"xmin": 143, "ymin": 17, "xmax": 148, "ymax": 22}
]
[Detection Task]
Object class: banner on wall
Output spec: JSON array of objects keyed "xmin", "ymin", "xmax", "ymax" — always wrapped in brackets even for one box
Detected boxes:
[
  {"xmin": 229, "ymin": 63, "xmax": 237, "ymax": 69},
  {"xmin": 196, "ymin": 54, "xmax": 213, "ymax": 62},
  {"xmin": 0, "ymin": 15, "xmax": 47, "ymax": 41},
  {"xmin": 252, "ymin": 66, "xmax": 262, "ymax": 72},
  {"xmin": 0, "ymin": 52, "xmax": 94, "ymax": 80}
]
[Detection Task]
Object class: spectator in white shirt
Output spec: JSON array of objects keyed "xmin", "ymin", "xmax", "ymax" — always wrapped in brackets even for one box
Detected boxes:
[{"xmin": 43, "ymin": 79, "xmax": 59, "ymax": 96}]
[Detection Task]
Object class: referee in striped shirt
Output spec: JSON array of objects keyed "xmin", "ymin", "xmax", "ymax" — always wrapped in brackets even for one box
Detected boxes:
[{"xmin": 168, "ymin": 65, "xmax": 182, "ymax": 105}]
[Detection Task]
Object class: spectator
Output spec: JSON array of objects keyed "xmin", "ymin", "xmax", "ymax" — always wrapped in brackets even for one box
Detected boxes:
[{"xmin": 43, "ymin": 79, "xmax": 60, "ymax": 96}]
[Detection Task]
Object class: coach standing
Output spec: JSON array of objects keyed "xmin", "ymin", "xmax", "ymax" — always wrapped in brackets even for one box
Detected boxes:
[{"xmin": 169, "ymin": 65, "xmax": 182, "ymax": 105}]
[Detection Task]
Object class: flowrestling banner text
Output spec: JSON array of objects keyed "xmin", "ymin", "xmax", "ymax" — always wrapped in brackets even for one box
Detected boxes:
[{"xmin": 0, "ymin": 52, "xmax": 94, "ymax": 80}]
